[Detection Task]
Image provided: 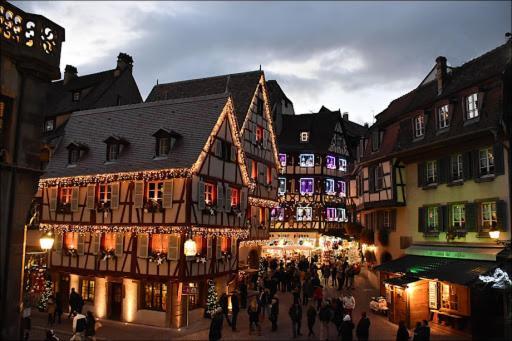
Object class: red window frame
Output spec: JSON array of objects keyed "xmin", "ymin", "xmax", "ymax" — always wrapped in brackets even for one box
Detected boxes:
[
  {"xmin": 256, "ymin": 126, "xmax": 263, "ymax": 142},
  {"xmin": 231, "ymin": 187, "xmax": 240, "ymax": 207}
]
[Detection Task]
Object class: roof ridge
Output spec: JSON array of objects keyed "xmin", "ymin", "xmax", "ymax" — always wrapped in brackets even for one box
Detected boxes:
[
  {"xmin": 455, "ymin": 40, "xmax": 511, "ymax": 70},
  {"xmin": 52, "ymin": 68, "xmax": 116, "ymax": 85},
  {"xmin": 154, "ymin": 70, "xmax": 262, "ymax": 88},
  {"xmin": 72, "ymin": 93, "xmax": 229, "ymax": 118}
]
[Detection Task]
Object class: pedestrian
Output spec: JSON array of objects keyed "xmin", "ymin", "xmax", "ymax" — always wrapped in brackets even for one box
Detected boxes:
[
  {"xmin": 55, "ymin": 292, "xmax": 63, "ymax": 324},
  {"xmin": 289, "ymin": 300, "xmax": 303, "ymax": 338},
  {"xmin": 307, "ymin": 304, "xmax": 317, "ymax": 337},
  {"xmin": 230, "ymin": 290, "xmax": 240, "ymax": 332},
  {"xmin": 412, "ymin": 321, "xmax": 423, "ymax": 341},
  {"xmin": 343, "ymin": 292, "xmax": 356, "ymax": 319},
  {"xmin": 396, "ymin": 321, "xmax": 410, "ymax": 341},
  {"xmin": 69, "ymin": 288, "xmax": 80, "ymax": 318},
  {"xmin": 85, "ymin": 311, "xmax": 96, "ymax": 341},
  {"xmin": 248, "ymin": 298, "xmax": 261, "ymax": 335},
  {"xmin": 340, "ymin": 314, "xmax": 355, "ymax": 341},
  {"xmin": 269, "ymin": 297, "xmax": 279, "ymax": 332},
  {"xmin": 348, "ymin": 265, "xmax": 356, "ymax": 289},
  {"xmin": 422, "ymin": 320, "xmax": 430, "ymax": 341},
  {"xmin": 71, "ymin": 312, "xmax": 87, "ymax": 341},
  {"xmin": 258, "ymin": 288, "xmax": 270, "ymax": 319},
  {"xmin": 292, "ymin": 286, "xmax": 300, "ymax": 304},
  {"xmin": 356, "ymin": 312, "xmax": 371, "ymax": 341},
  {"xmin": 313, "ymin": 285, "xmax": 323, "ymax": 310},
  {"xmin": 323, "ymin": 265, "xmax": 331, "ymax": 287},
  {"xmin": 239, "ymin": 281, "xmax": 248, "ymax": 309},
  {"xmin": 47, "ymin": 295, "xmax": 56, "ymax": 326},
  {"xmin": 338, "ymin": 266, "xmax": 345, "ymax": 291},
  {"xmin": 331, "ymin": 265, "xmax": 337, "ymax": 287},
  {"xmin": 219, "ymin": 292, "xmax": 232, "ymax": 327},
  {"xmin": 318, "ymin": 302, "xmax": 332, "ymax": 341},
  {"xmin": 45, "ymin": 329, "xmax": 60, "ymax": 341},
  {"xmin": 332, "ymin": 299, "xmax": 344, "ymax": 336},
  {"xmin": 209, "ymin": 307, "xmax": 224, "ymax": 341},
  {"xmin": 22, "ymin": 302, "xmax": 31, "ymax": 341}
]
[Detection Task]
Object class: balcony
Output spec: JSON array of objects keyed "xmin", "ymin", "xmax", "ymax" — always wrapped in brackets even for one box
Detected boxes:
[{"xmin": 1, "ymin": 1, "xmax": 64, "ymax": 77}]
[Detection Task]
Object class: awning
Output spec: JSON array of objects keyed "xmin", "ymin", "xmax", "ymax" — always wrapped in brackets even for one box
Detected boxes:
[
  {"xmin": 384, "ymin": 276, "xmax": 421, "ymax": 287},
  {"xmin": 375, "ymin": 255, "xmax": 498, "ymax": 285},
  {"xmin": 405, "ymin": 244, "xmax": 504, "ymax": 261}
]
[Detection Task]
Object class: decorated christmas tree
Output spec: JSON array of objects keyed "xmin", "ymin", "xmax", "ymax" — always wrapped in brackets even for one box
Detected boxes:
[
  {"xmin": 258, "ymin": 257, "xmax": 265, "ymax": 280},
  {"xmin": 24, "ymin": 263, "xmax": 53, "ymax": 311},
  {"xmin": 206, "ymin": 279, "xmax": 219, "ymax": 318}
]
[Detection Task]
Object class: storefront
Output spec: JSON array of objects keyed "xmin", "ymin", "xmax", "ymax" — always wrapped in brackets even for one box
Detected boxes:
[
  {"xmin": 319, "ymin": 236, "xmax": 361, "ymax": 264},
  {"xmin": 262, "ymin": 232, "xmax": 320, "ymax": 261}
]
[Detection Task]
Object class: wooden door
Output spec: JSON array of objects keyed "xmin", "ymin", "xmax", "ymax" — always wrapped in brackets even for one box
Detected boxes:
[
  {"xmin": 394, "ymin": 288, "xmax": 407, "ymax": 325},
  {"xmin": 109, "ymin": 283, "xmax": 123, "ymax": 320},
  {"xmin": 59, "ymin": 274, "xmax": 70, "ymax": 312}
]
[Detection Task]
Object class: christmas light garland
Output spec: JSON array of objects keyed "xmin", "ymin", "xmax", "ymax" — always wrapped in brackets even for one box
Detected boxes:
[
  {"xmin": 248, "ymin": 196, "xmax": 279, "ymax": 208},
  {"xmin": 239, "ymin": 240, "xmax": 267, "ymax": 247}
]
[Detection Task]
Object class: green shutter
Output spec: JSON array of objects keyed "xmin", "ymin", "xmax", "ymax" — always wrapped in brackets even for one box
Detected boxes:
[
  {"xmin": 493, "ymin": 143, "xmax": 504, "ymax": 176},
  {"xmin": 417, "ymin": 163, "xmax": 425, "ymax": 187},
  {"xmin": 465, "ymin": 203, "xmax": 477, "ymax": 232},
  {"xmin": 438, "ymin": 158, "xmax": 448, "ymax": 184},
  {"xmin": 471, "ymin": 150, "xmax": 480, "ymax": 179},
  {"xmin": 496, "ymin": 200, "xmax": 507, "ymax": 231},
  {"xmin": 418, "ymin": 207, "xmax": 425, "ymax": 232}
]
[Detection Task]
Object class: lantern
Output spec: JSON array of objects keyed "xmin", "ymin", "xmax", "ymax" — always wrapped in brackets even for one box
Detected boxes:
[
  {"xmin": 489, "ymin": 229, "xmax": 500, "ymax": 240},
  {"xmin": 184, "ymin": 238, "xmax": 197, "ymax": 256},
  {"xmin": 40, "ymin": 232, "xmax": 55, "ymax": 251}
]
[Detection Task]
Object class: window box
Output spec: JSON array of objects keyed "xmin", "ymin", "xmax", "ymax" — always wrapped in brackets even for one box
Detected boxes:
[
  {"xmin": 148, "ymin": 251, "xmax": 168, "ymax": 265},
  {"xmin": 64, "ymin": 247, "xmax": 78, "ymax": 257},
  {"xmin": 57, "ymin": 202, "xmax": 72, "ymax": 214},
  {"xmin": 96, "ymin": 201, "xmax": 111, "ymax": 213},
  {"xmin": 100, "ymin": 248, "xmax": 116, "ymax": 261},
  {"xmin": 145, "ymin": 199, "xmax": 164, "ymax": 213}
]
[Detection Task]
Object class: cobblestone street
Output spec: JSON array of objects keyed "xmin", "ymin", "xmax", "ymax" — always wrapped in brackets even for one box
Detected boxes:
[{"xmin": 29, "ymin": 268, "xmax": 471, "ymax": 341}]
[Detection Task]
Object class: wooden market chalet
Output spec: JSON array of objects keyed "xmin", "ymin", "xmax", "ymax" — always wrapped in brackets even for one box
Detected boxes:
[{"xmin": 37, "ymin": 70, "xmax": 285, "ymax": 328}]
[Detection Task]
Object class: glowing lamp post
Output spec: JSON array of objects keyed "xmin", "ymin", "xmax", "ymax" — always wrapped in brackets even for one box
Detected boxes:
[
  {"xmin": 184, "ymin": 238, "xmax": 197, "ymax": 257},
  {"xmin": 40, "ymin": 232, "xmax": 55, "ymax": 251}
]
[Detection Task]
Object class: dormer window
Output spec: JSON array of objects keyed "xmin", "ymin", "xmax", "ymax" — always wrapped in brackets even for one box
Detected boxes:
[
  {"xmin": 466, "ymin": 93, "xmax": 479, "ymax": 119},
  {"xmin": 157, "ymin": 137, "xmax": 170, "ymax": 157},
  {"xmin": 153, "ymin": 129, "xmax": 181, "ymax": 158},
  {"xmin": 107, "ymin": 143, "xmax": 119, "ymax": 161},
  {"xmin": 44, "ymin": 118, "xmax": 55, "ymax": 132},
  {"xmin": 300, "ymin": 131, "xmax": 309, "ymax": 143},
  {"xmin": 66, "ymin": 142, "xmax": 88, "ymax": 166},
  {"xmin": 104, "ymin": 136, "xmax": 128, "ymax": 162},
  {"xmin": 438, "ymin": 105, "xmax": 449, "ymax": 129},
  {"xmin": 414, "ymin": 114, "xmax": 425, "ymax": 138},
  {"xmin": 72, "ymin": 91, "xmax": 80, "ymax": 102}
]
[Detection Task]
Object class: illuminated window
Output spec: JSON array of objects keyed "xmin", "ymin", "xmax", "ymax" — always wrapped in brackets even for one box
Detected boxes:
[
  {"xmin": 337, "ymin": 208, "xmax": 347, "ymax": 222},
  {"xmin": 148, "ymin": 182, "xmax": 163, "ymax": 202},
  {"xmin": 299, "ymin": 154, "xmax": 314, "ymax": 167},
  {"xmin": 99, "ymin": 184, "xmax": 112, "ymax": 203},
  {"xmin": 299, "ymin": 178, "xmax": 314, "ymax": 195},
  {"xmin": 271, "ymin": 207, "xmax": 285, "ymax": 221},
  {"xmin": 150, "ymin": 234, "xmax": 169, "ymax": 254},
  {"xmin": 426, "ymin": 206, "xmax": 439, "ymax": 231},
  {"xmin": 142, "ymin": 282, "xmax": 167, "ymax": 311},
  {"xmin": 256, "ymin": 125, "xmax": 263, "ymax": 143},
  {"xmin": 102, "ymin": 233, "xmax": 116, "ymax": 251},
  {"xmin": 414, "ymin": 114, "xmax": 425, "ymax": 138},
  {"xmin": 296, "ymin": 207, "xmax": 312, "ymax": 221},
  {"xmin": 64, "ymin": 232, "xmax": 79, "ymax": 250},
  {"xmin": 204, "ymin": 182, "xmax": 216, "ymax": 205},
  {"xmin": 451, "ymin": 154, "xmax": 463, "ymax": 180},
  {"xmin": 266, "ymin": 166, "xmax": 272, "ymax": 184},
  {"xmin": 220, "ymin": 236, "xmax": 230, "ymax": 252},
  {"xmin": 326, "ymin": 208, "xmax": 337, "ymax": 222},
  {"xmin": 441, "ymin": 283, "xmax": 458, "ymax": 311},
  {"xmin": 338, "ymin": 180, "xmax": 346, "ymax": 197},
  {"xmin": 279, "ymin": 153, "xmax": 287, "ymax": 167},
  {"xmin": 300, "ymin": 131, "xmax": 309, "ymax": 143},
  {"xmin": 278, "ymin": 178, "xmax": 286, "ymax": 195},
  {"xmin": 479, "ymin": 147, "xmax": 494, "ymax": 176},
  {"xmin": 466, "ymin": 93, "xmax": 478, "ymax": 119},
  {"xmin": 325, "ymin": 178, "xmax": 335, "ymax": 195},
  {"xmin": 81, "ymin": 279, "xmax": 95, "ymax": 302},
  {"xmin": 451, "ymin": 204, "xmax": 465, "ymax": 229},
  {"xmin": 44, "ymin": 119, "xmax": 55, "ymax": 132},
  {"xmin": 426, "ymin": 160, "xmax": 437, "ymax": 184},
  {"xmin": 438, "ymin": 105, "xmax": 449, "ymax": 129},
  {"xmin": 481, "ymin": 202, "xmax": 497, "ymax": 230},
  {"xmin": 326, "ymin": 156, "xmax": 336, "ymax": 169},
  {"xmin": 339, "ymin": 158, "xmax": 347, "ymax": 171},
  {"xmin": 60, "ymin": 187, "xmax": 73, "ymax": 204},
  {"xmin": 251, "ymin": 160, "xmax": 257, "ymax": 180},
  {"xmin": 231, "ymin": 188, "xmax": 240, "ymax": 207},
  {"xmin": 259, "ymin": 207, "xmax": 266, "ymax": 225}
]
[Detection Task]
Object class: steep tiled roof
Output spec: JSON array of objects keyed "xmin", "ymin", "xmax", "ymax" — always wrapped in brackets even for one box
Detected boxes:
[
  {"xmin": 43, "ymin": 94, "xmax": 229, "ymax": 179},
  {"xmin": 146, "ymin": 70, "xmax": 262, "ymax": 126},
  {"xmin": 266, "ymin": 80, "xmax": 293, "ymax": 109},
  {"xmin": 45, "ymin": 68, "xmax": 142, "ymax": 116}
]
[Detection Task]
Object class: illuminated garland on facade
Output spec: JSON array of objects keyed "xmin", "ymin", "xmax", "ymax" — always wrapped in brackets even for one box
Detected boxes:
[
  {"xmin": 248, "ymin": 196, "xmax": 279, "ymax": 208},
  {"xmin": 239, "ymin": 240, "xmax": 267, "ymax": 247},
  {"xmin": 39, "ymin": 223, "xmax": 249, "ymax": 238}
]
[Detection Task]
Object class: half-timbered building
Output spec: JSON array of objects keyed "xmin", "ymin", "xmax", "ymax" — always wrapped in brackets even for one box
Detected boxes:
[
  {"xmin": 146, "ymin": 71, "xmax": 286, "ymax": 268},
  {"xmin": 266, "ymin": 106, "xmax": 366, "ymax": 260},
  {"xmin": 37, "ymin": 93, "xmax": 251, "ymax": 328}
]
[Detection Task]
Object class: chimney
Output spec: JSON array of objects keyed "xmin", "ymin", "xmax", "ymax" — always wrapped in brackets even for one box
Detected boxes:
[
  {"xmin": 342, "ymin": 112, "xmax": 349, "ymax": 121},
  {"xmin": 364, "ymin": 123, "xmax": 369, "ymax": 128},
  {"xmin": 115, "ymin": 52, "xmax": 133, "ymax": 76},
  {"xmin": 435, "ymin": 56, "xmax": 447, "ymax": 95},
  {"xmin": 63, "ymin": 65, "xmax": 77, "ymax": 85}
]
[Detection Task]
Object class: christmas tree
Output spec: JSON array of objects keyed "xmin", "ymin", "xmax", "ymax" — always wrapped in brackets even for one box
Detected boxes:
[
  {"xmin": 25, "ymin": 263, "xmax": 53, "ymax": 310},
  {"xmin": 258, "ymin": 257, "xmax": 265, "ymax": 281},
  {"xmin": 206, "ymin": 279, "xmax": 219, "ymax": 318}
]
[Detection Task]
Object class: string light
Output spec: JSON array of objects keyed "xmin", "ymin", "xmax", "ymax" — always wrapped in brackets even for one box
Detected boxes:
[
  {"xmin": 239, "ymin": 240, "xmax": 267, "ymax": 247},
  {"xmin": 248, "ymin": 196, "xmax": 279, "ymax": 208}
]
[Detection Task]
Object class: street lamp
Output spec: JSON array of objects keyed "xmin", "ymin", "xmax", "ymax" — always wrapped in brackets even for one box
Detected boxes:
[
  {"xmin": 489, "ymin": 228, "xmax": 501, "ymax": 240},
  {"xmin": 39, "ymin": 231, "xmax": 55, "ymax": 251},
  {"xmin": 184, "ymin": 237, "xmax": 197, "ymax": 257}
]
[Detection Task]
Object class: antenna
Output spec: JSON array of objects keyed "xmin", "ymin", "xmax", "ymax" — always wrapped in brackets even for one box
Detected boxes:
[{"xmin": 156, "ymin": 79, "xmax": 159, "ymax": 85}]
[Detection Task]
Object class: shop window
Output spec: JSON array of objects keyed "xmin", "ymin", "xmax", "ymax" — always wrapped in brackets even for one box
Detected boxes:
[
  {"xmin": 299, "ymin": 178, "xmax": 314, "ymax": 195},
  {"xmin": 325, "ymin": 178, "xmax": 335, "ymax": 195},
  {"xmin": 147, "ymin": 182, "xmax": 163, "ymax": 203},
  {"xmin": 271, "ymin": 207, "xmax": 285, "ymax": 221},
  {"xmin": 451, "ymin": 204, "xmax": 465, "ymax": 229},
  {"xmin": 278, "ymin": 178, "xmax": 286, "ymax": 195},
  {"xmin": 441, "ymin": 283, "xmax": 458, "ymax": 311},
  {"xmin": 326, "ymin": 155, "xmax": 336, "ymax": 169},
  {"xmin": 339, "ymin": 158, "xmax": 347, "ymax": 171},
  {"xmin": 299, "ymin": 154, "xmax": 314, "ymax": 167},
  {"xmin": 296, "ymin": 207, "xmax": 312, "ymax": 221},
  {"xmin": 480, "ymin": 201, "xmax": 497, "ymax": 231},
  {"xmin": 451, "ymin": 154, "xmax": 463, "ymax": 180},
  {"xmin": 279, "ymin": 153, "xmax": 287, "ymax": 167},
  {"xmin": 479, "ymin": 147, "xmax": 494, "ymax": 176},
  {"xmin": 142, "ymin": 282, "xmax": 167, "ymax": 311},
  {"xmin": 103, "ymin": 232, "xmax": 116, "ymax": 251},
  {"xmin": 204, "ymin": 182, "xmax": 216, "ymax": 206},
  {"xmin": 150, "ymin": 234, "xmax": 169, "ymax": 254},
  {"xmin": 81, "ymin": 279, "xmax": 95, "ymax": 302}
]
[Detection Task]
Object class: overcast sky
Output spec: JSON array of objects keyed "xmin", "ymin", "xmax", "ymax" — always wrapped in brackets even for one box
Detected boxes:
[{"xmin": 16, "ymin": 1, "xmax": 511, "ymax": 125}]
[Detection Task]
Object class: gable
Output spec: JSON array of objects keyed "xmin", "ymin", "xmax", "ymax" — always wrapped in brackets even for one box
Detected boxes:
[{"xmin": 328, "ymin": 122, "xmax": 349, "ymax": 155}]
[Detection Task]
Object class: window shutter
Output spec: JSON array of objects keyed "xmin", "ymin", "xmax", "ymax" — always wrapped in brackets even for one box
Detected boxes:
[
  {"xmin": 390, "ymin": 209, "xmax": 397, "ymax": 231},
  {"xmin": 215, "ymin": 237, "xmax": 222, "ymax": 259},
  {"xmin": 417, "ymin": 163, "xmax": 425, "ymax": 187},
  {"xmin": 49, "ymin": 187, "xmax": 58, "ymax": 212},
  {"xmin": 440, "ymin": 205, "xmax": 448, "ymax": 232},
  {"xmin": 477, "ymin": 91, "xmax": 485, "ymax": 113},
  {"xmin": 247, "ymin": 160, "xmax": 252, "ymax": 178},
  {"xmin": 231, "ymin": 238, "xmax": 237, "ymax": 256},
  {"xmin": 438, "ymin": 158, "xmax": 448, "ymax": 184},
  {"xmin": 114, "ymin": 233, "xmax": 124, "ymax": 256},
  {"xmin": 448, "ymin": 103, "xmax": 454, "ymax": 124},
  {"xmin": 91, "ymin": 233, "xmax": 100, "ymax": 255},
  {"xmin": 418, "ymin": 207, "xmax": 425, "ymax": 232},
  {"xmin": 240, "ymin": 188, "xmax": 248, "ymax": 212},
  {"xmin": 463, "ymin": 152, "xmax": 472, "ymax": 180},
  {"xmin": 207, "ymin": 236, "xmax": 212, "ymax": 259},
  {"xmin": 71, "ymin": 187, "xmax": 79, "ymax": 212},
  {"xmin": 137, "ymin": 234, "xmax": 148, "ymax": 258},
  {"xmin": 263, "ymin": 129, "xmax": 268, "ymax": 148},
  {"xmin": 225, "ymin": 185, "xmax": 231, "ymax": 212},
  {"xmin": 465, "ymin": 203, "xmax": 477, "ymax": 232},
  {"xmin": 54, "ymin": 233, "xmax": 63, "ymax": 252},
  {"xmin": 230, "ymin": 145, "xmax": 237, "ymax": 162},
  {"xmin": 493, "ymin": 143, "xmax": 504, "ymax": 175},
  {"xmin": 77, "ymin": 234, "xmax": 85, "ymax": 255},
  {"xmin": 471, "ymin": 150, "xmax": 480, "ymax": 179},
  {"xmin": 216, "ymin": 182, "xmax": 224, "ymax": 212},
  {"xmin": 215, "ymin": 139, "xmax": 222, "ymax": 157},
  {"xmin": 198, "ymin": 180, "xmax": 205, "ymax": 210},
  {"xmin": 461, "ymin": 97, "xmax": 468, "ymax": 119},
  {"xmin": 133, "ymin": 181, "xmax": 144, "ymax": 209},
  {"xmin": 496, "ymin": 200, "xmax": 507, "ymax": 231},
  {"xmin": 110, "ymin": 183, "xmax": 120, "ymax": 209},
  {"xmin": 368, "ymin": 167, "xmax": 375, "ymax": 192},
  {"xmin": 167, "ymin": 235, "xmax": 180, "ymax": 260},
  {"xmin": 86, "ymin": 184, "xmax": 96, "ymax": 210},
  {"xmin": 162, "ymin": 180, "xmax": 173, "ymax": 208}
]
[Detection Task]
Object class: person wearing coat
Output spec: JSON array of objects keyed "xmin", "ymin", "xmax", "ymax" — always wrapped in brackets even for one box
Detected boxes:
[
  {"xmin": 318, "ymin": 302, "xmax": 332, "ymax": 341},
  {"xmin": 68, "ymin": 288, "xmax": 81, "ymax": 318},
  {"xmin": 239, "ymin": 281, "xmax": 248, "ymax": 309},
  {"xmin": 356, "ymin": 312, "xmax": 371, "ymax": 341},
  {"xmin": 248, "ymin": 298, "xmax": 261, "ymax": 335},
  {"xmin": 306, "ymin": 304, "xmax": 317, "ymax": 337},
  {"xmin": 219, "ymin": 293, "xmax": 231, "ymax": 327},
  {"xmin": 340, "ymin": 314, "xmax": 355, "ymax": 341},
  {"xmin": 288, "ymin": 301, "xmax": 303, "ymax": 338},
  {"xmin": 396, "ymin": 321, "xmax": 410, "ymax": 341},
  {"xmin": 209, "ymin": 308, "xmax": 224, "ymax": 341},
  {"xmin": 85, "ymin": 311, "xmax": 97, "ymax": 341},
  {"xmin": 47, "ymin": 296, "xmax": 56, "ymax": 326},
  {"xmin": 231, "ymin": 291, "xmax": 240, "ymax": 332},
  {"xmin": 313, "ymin": 286, "xmax": 323, "ymax": 310},
  {"xmin": 269, "ymin": 297, "xmax": 279, "ymax": 331}
]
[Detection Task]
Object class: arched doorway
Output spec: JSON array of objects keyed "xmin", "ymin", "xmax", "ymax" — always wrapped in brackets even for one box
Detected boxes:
[{"xmin": 248, "ymin": 249, "xmax": 259, "ymax": 269}]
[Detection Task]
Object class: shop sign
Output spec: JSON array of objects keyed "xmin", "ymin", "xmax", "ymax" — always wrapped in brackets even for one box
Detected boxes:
[{"xmin": 428, "ymin": 281, "xmax": 438, "ymax": 309}]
